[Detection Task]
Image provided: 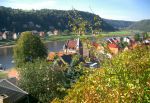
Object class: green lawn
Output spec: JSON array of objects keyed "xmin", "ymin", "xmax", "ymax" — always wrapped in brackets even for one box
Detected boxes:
[
  {"xmin": 43, "ymin": 34, "xmax": 93, "ymax": 42},
  {"xmin": 0, "ymin": 40, "xmax": 16, "ymax": 47},
  {"xmin": 100, "ymin": 30, "xmax": 132, "ymax": 37},
  {"xmin": 0, "ymin": 72, "xmax": 7, "ymax": 79}
]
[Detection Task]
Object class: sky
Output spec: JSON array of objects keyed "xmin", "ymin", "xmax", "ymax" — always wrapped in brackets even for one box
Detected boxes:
[{"xmin": 0, "ymin": 0, "xmax": 150, "ymax": 21}]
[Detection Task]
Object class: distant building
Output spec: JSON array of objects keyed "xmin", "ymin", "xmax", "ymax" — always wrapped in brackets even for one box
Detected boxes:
[
  {"xmin": 2, "ymin": 31, "xmax": 14, "ymax": 40},
  {"xmin": 2, "ymin": 31, "xmax": 7, "ymax": 40},
  {"xmin": 143, "ymin": 40, "xmax": 150, "ymax": 45},
  {"xmin": 12, "ymin": 33, "xmax": 17, "ymax": 40},
  {"xmin": 53, "ymin": 30, "xmax": 58, "ymax": 35},
  {"xmin": 47, "ymin": 51, "xmax": 79, "ymax": 65},
  {"xmin": 108, "ymin": 43, "xmax": 119, "ymax": 55},
  {"xmin": 107, "ymin": 37, "xmax": 119, "ymax": 44},
  {"xmin": 63, "ymin": 38, "xmax": 82, "ymax": 54},
  {"xmin": 47, "ymin": 31, "xmax": 53, "ymax": 36},
  {"xmin": 92, "ymin": 42, "xmax": 104, "ymax": 53},
  {"xmin": 123, "ymin": 37, "xmax": 131, "ymax": 45},
  {"xmin": 39, "ymin": 31, "xmax": 45, "ymax": 37}
]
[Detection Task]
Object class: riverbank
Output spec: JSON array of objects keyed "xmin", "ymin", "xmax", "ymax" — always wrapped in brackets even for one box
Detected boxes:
[
  {"xmin": 0, "ymin": 68, "xmax": 18, "ymax": 79},
  {"xmin": 0, "ymin": 31, "xmax": 133, "ymax": 48},
  {"xmin": 0, "ymin": 35, "xmax": 92, "ymax": 48},
  {"xmin": 0, "ymin": 44, "xmax": 15, "ymax": 48}
]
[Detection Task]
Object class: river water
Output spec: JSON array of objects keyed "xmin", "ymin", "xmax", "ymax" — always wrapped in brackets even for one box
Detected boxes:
[{"xmin": 0, "ymin": 41, "xmax": 65, "ymax": 69}]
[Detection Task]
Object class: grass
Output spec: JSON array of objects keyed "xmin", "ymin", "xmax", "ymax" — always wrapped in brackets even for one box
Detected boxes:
[
  {"xmin": 43, "ymin": 34, "xmax": 93, "ymax": 42},
  {"xmin": 0, "ymin": 72, "xmax": 7, "ymax": 79},
  {"xmin": 0, "ymin": 39, "xmax": 16, "ymax": 47},
  {"xmin": 100, "ymin": 30, "xmax": 132, "ymax": 37}
]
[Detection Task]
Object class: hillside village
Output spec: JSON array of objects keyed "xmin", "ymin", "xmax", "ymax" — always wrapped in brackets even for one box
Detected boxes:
[
  {"xmin": 0, "ymin": 3, "xmax": 150, "ymax": 103},
  {"xmin": 47, "ymin": 33, "xmax": 150, "ymax": 68},
  {"xmin": 0, "ymin": 31, "xmax": 150, "ymax": 102}
]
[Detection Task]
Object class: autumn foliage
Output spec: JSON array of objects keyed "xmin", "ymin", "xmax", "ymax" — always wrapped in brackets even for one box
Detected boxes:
[{"xmin": 53, "ymin": 45, "xmax": 150, "ymax": 103}]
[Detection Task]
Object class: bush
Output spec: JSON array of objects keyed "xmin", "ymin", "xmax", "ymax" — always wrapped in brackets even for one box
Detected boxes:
[
  {"xmin": 52, "ymin": 46, "xmax": 150, "ymax": 103},
  {"xmin": 18, "ymin": 59, "xmax": 67, "ymax": 102}
]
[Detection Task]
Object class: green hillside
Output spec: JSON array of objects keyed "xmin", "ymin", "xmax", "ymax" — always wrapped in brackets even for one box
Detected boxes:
[
  {"xmin": 104, "ymin": 19, "xmax": 134, "ymax": 29},
  {"xmin": 0, "ymin": 6, "xmax": 115, "ymax": 32},
  {"xmin": 128, "ymin": 19, "xmax": 150, "ymax": 32}
]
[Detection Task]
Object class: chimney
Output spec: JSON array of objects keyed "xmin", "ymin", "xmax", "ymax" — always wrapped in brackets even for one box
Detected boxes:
[{"xmin": 0, "ymin": 94, "xmax": 8, "ymax": 103}]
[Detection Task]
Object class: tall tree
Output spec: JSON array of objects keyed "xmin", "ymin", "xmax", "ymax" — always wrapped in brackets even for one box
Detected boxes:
[
  {"xmin": 19, "ymin": 59, "xmax": 67, "ymax": 102},
  {"xmin": 13, "ymin": 31, "xmax": 47, "ymax": 67}
]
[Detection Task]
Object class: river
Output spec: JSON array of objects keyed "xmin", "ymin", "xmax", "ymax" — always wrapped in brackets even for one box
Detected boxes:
[{"xmin": 0, "ymin": 41, "xmax": 65, "ymax": 69}]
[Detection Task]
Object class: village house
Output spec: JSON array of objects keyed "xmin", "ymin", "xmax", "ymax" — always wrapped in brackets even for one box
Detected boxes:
[
  {"xmin": 0, "ymin": 78, "xmax": 29, "ymax": 103},
  {"xmin": 39, "ymin": 31, "xmax": 45, "ymax": 37},
  {"xmin": 107, "ymin": 43, "xmax": 119, "ymax": 55},
  {"xmin": 143, "ymin": 39, "xmax": 150, "ymax": 45},
  {"xmin": 107, "ymin": 37, "xmax": 119, "ymax": 44},
  {"xmin": 2, "ymin": 31, "xmax": 19, "ymax": 40},
  {"xmin": 92, "ymin": 42, "xmax": 104, "ymax": 53},
  {"xmin": 53, "ymin": 29, "xmax": 58, "ymax": 35},
  {"xmin": 63, "ymin": 38, "xmax": 82, "ymax": 54},
  {"xmin": 2, "ymin": 31, "xmax": 7, "ymax": 40},
  {"xmin": 47, "ymin": 31, "xmax": 53, "ymax": 36},
  {"xmin": 47, "ymin": 51, "xmax": 79, "ymax": 65},
  {"xmin": 12, "ymin": 33, "xmax": 18, "ymax": 40},
  {"xmin": 123, "ymin": 37, "xmax": 132, "ymax": 45}
]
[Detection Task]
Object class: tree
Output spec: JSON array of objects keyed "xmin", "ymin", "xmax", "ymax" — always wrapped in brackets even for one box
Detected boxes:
[
  {"xmin": 52, "ymin": 46, "xmax": 150, "ymax": 103},
  {"xmin": 68, "ymin": 9, "xmax": 89, "ymax": 35},
  {"xmin": 19, "ymin": 59, "xmax": 67, "ymax": 102},
  {"xmin": 118, "ymin": 37, "xmax": 129, "ymax": 49},
  {"xmin": 134, "ymin": 33, "xmax": 142, "ymax": 42},
  {"xmin": 13, "ymin": 31, "xmax": 47, "ymax": 67},
  {"xmin": 91, "ymin": 15, "xmax": 102, "ymax": 35},
  {"xmin": 68, "ymin": 9, "xmax": 102, "ymax": 35},
  {"xmin": 142, "ymin": 32, "xmax": 149, "ymax": 40}
]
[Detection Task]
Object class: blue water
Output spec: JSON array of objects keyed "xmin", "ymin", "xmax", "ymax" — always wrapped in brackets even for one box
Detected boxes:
[{"xmin": 0, "ymin": 41, "xmax": 65, "ymax": 69}]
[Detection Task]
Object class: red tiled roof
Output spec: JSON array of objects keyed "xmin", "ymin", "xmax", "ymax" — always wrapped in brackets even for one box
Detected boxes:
[
  {"xmin": 66, "ymin": 40, "xmax": 77, "ymax": 49},
  {"xmin": 48, "ymin": 51, "xmax": 65, "ymax": 61},
  {"xmin": 113, "ymin": 39, "xmax": 119, "ymax": 43},
  {"xmin": 92, "ymin": 42, "xmax": 99, "ymax": 48},
  {"xmin": 108, "ymin": 43, "xmax": 118, "ymax": 48},
  {"xmin": 57, "ymin": 51, "xmax": 64, "ymax": 57},
  {"xmin": 48, "ymin": 52, "xmax": 56, "ymax": 60}
]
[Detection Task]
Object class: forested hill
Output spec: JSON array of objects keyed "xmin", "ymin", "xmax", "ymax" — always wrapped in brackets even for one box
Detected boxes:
[
  {"xmin": 128, "ymin": 19, "xmax": 150, "ymax": 32},
  {"xmin": 103, "ymin": 19, "xmax": 135, "ymax": 29},
  {"xmin": 0, "ymin": 6, "xmax": 115, "ymax": 32}
]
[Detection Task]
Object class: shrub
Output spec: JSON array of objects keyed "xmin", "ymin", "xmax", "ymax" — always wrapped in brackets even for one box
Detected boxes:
[
  {"xmin": 52, "ymin": 46, "xmax": 150, "ymax": 103},
  {"xmin": 18, "ymin": 59, "xmax": 67, "ymax": 102}
]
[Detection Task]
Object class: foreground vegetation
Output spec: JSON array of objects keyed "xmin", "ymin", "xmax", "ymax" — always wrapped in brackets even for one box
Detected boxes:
[
  {"xmin": 12, "ymin": 31, "xmax": 150, "ymax": 103},
  {"xmin": 53, "ymin": 46, "xmax": 150, "ymax": 103}
]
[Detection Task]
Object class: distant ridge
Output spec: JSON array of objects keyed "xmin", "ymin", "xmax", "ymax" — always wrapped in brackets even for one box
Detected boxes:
[
  {"xmin": 128, "ymin": 19, "xmax": 150, "ymax": 32},
  {"xmin": 0, "ymin": 6, "xmax": 115, "ymax": 32},
  {"xmin": 103, "ymin": 19, "xmax": 135, "ymax": 29}
]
